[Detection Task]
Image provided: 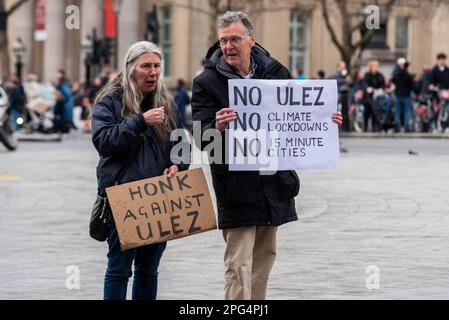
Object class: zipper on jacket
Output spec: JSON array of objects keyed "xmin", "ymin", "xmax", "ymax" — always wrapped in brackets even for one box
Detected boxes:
[{"xmin": 99, "ymin": 198, "xmax": 108, "ymax": 223}]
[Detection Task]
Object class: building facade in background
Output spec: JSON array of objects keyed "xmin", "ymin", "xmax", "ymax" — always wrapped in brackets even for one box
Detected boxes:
[{"xmin": 4, "ymin": 0, "xmax": 449, "ymax": 88}]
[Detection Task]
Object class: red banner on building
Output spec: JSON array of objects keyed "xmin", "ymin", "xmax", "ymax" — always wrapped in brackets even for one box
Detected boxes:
[
  {"xmin": 104, "ymin": 0, "xmax": 116, "ymax": 38},
  {"xmin": 35, "ymin": 0, "xmax": 46, "ymax": 41}
]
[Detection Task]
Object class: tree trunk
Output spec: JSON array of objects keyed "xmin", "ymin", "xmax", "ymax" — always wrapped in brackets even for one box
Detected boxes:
[
  {"xmin": 320, "ymin": 0, "xmax": 398, "ymax": 70},
  {"xmin": 0, "ymin": 0, "xmax": 10, "ymax": 80},
  {"xmin": 208, "ymin": 0, "xmax": 221, "ymax": 46},
  {"xmin": 0, "ymin": 0, "xmax": 31, "ymax": 80},
  {"xmin": 0, "ymin": 30, "xmax": 10, "ymax": 80}
]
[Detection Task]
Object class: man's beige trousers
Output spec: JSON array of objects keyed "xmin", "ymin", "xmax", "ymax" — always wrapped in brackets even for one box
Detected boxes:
[{"xmin": 222, "ymin": 226, "xmax": 277, "ymax": 300}]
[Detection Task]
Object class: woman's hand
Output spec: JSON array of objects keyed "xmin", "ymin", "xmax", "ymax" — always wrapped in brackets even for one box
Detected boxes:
[
  {"xmin": 163, "ymin": 165, "xmax": 179, "ymax": 177},
  {"xmin": 143, "ymin": 106, "xmax": 165, "ymax": 126},
  {"xmin": 332, "ymin": 112, "xmax": 343, "ymax": 126}
]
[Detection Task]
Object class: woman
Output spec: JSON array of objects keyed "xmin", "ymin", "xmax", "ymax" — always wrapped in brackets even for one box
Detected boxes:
[
  {"xmin": 91, "ymin": 41, "xmax": 186, "ymax": 300},
  {"xmin": 54, "ymin": 69, "xmax": 74, "ymax": 133},
  {"xmin": 363, "ymin": 60, "xmax": 385, "ymax": 131}
]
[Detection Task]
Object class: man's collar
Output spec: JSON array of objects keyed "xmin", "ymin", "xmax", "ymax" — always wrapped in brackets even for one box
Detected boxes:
[
  {"xmin": 237, "ymin": 57, "xmax": 257, "ymax": 78},
  {"xmin": 212, "ymin": 44, "xmax": 274, "ymax": 79}
]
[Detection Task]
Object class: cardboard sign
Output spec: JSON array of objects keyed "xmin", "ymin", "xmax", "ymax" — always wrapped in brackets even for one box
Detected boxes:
[
  {"xmin": 106, "ymin": 168, "xmax": 217, "ymax": 251},
  {"xmin": 228, "ymin": 79, "xmax": 340, "ymax": 171}
]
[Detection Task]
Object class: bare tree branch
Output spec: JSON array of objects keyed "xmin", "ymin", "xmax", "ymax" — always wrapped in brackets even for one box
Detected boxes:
[
  {"xmin": 0, "ymin": 0, "xmax": 30, "ymax": 79},
  {"xmin": 320, "ymin": 0, "xmax": 403, "ymax": 68},
  {"xmin": 336, "ymin": 0, "xmax": 352, "ymax": 53},
  {"xmin": 6, "ymin": 0, "xmax": 30, "ymax": 16},
  {"xmin": 350, "ymin": 17, "xmax": 366, "ymax": 34},
  {"xmin": 353, "ymin": 28, "xmax": 375, "ymax": 49},
  {"xmin": 384, "ymin": 0, "xmax": 397, "ymax": 12},
  {"xmin": 320, "ymin": 0, "xmax": 345, "ymax": 56},
  {"xmin": 209, "ymin": 0, "xmax": 221, "ymax": 45}
]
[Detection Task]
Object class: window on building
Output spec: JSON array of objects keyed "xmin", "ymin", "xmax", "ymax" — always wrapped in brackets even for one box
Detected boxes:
[
  {"xmin": 395, "ymin": 16, "xmax": 409, "ymax": 60},
  {"xmin": 161, "ymin": 6, "xmax": 172, "ymax": 77},
  {"xmin": 289, "ymin": 9, "xmax": 308, "ymax": 77}
]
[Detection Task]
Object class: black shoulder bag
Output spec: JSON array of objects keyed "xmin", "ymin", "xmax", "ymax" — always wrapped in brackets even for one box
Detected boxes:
[{"xmin": 89, "ymin": 145, "xmax": 139, "ymax": 242}]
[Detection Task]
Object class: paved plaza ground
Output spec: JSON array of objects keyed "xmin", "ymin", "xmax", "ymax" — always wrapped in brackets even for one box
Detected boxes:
[{"xmin": 0, "ymin": 132, "xmax": 448, "ymax": 299}]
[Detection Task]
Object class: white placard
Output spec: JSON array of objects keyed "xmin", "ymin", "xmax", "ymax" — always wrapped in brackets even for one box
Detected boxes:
[{"xmin": 228, "ymin": 79, "xmax": 340, "ymax": 171}]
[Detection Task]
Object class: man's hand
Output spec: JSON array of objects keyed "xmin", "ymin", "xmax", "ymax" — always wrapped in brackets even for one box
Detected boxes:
[
  {"xmin": 215, "ymin": 107, "xmax": 237, "ymax": 132},
  {"xmin": 143, "ymin": 107, "xmax": 165, "ymax": 126},
  {"xmin": 332, "ymin": 112, "xmax": 343, "ymax": 126},
  {"xmin": 163, "ymin": 165, "xmax": 179, "ymax": 177}
]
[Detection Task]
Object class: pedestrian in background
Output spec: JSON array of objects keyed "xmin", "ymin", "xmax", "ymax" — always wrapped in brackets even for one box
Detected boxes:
[
  {"xmin": 71, "ymin": 81, "xmax": 90, "ymax": 128},
  {"xmin": 391, "ymin": 58, "xmax": 415, "ymax": 132},
  {"xmin": 4, "ymin": 74, "xmax": 26, "ymax": 132},
  {"xmin": 417, "ymin": 65, "xmax": 433, "ymax": 97},
  {"xmin": 174, "ymin": 78, "xmax": 192, "ymax": 131},
  {"xmin": 363, "ymin": 60, "xmax": 385, "ymax": 131},
  {"xmin": 295, "ymin": 68, "xmax": 307, "ymax": 79},
  {"xmin": 53, "ymin": 69, "xmax": 74, "ymax": 133},
  {"xmin": 192, "ymin": 11, "xmax": 342, "ymax": 300},
  {"xmin": 317, "ymin": 69, "xmax": 326, "ymax": 79},
  {"xmin": 430, "ymin": 52, "xmax": 449, "ymax": 90},
  {"xmin": 23, "ymin": 73, "xmax": 40, "ymax": 102},
  {"xmin": 332, "ymin": 61, "xmax": 351, "ymax": 131},
  {"xmin": 91, "ymin": 41, "xmax": 187, "ymax": 300},
  {"xmin": 88, "ymin": 77, "xmax": 104, "ymax": 104}
]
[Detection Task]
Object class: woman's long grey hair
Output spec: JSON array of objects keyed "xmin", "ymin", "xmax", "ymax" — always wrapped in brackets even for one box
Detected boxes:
[{"xmin": 95, "ymin": 41, "xmax": 176, "ymax": 147}]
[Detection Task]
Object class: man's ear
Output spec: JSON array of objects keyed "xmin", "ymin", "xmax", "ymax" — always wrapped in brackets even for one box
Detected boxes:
[{"xmin": 250, "ymin": 35, "xmax": 256, "ymax": 47}]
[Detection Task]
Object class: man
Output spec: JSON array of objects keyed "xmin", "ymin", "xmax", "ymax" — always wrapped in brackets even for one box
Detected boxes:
[
  {"xmin": 174, "ymin": 78, "xmax": 192, "ymax": 131},
  {"xmin": 430, "ymin": 52, "xmax": 449, "ymax": 90},
  {"xmin": 391, "ymin": 58, "xmax": 414, "ymax": 132},
  {"xmin": 317, "ymin": 70, "xmax": 326, "ymax": 79},
  {"xmin": 332, "ymin": 61, "xmax": 350, "ymax": 131},
  {"xmin": 192, "ymin": 11, "xmax": 342, "ymax": 300},
  {"xmin": 417, "ymin": 65, "xmax": 433, "ymax": 97}
]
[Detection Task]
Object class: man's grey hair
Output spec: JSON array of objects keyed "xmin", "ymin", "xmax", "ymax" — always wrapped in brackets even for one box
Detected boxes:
[{"xmin": 217, "ymin": 11, "xmax": 254, "ymax": 35}]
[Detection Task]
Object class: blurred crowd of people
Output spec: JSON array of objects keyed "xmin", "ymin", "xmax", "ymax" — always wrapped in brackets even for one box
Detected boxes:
[
  {"xmin": 299, "ymin": 52, "xmax": 449, "ymax": 133},
  {"xmin": 0, "ymin": 69, "xmax": 119, "ymax": 134},
  {"xmin": 3, "ymin": 51, "xmax": 449, "ymax": 136},
  {"xmin": 0, "ymin": 67, "xmax": 195, "ymax": 136}
]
